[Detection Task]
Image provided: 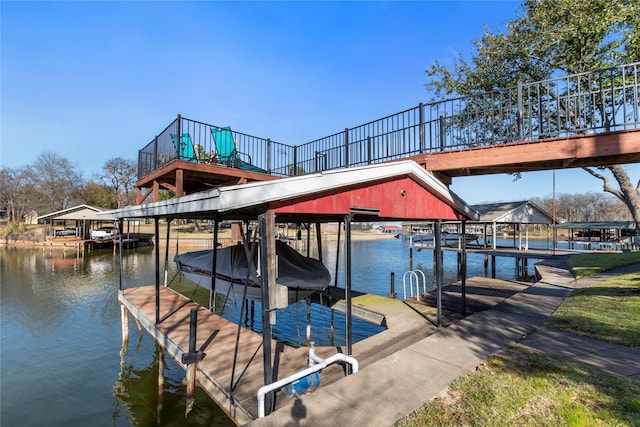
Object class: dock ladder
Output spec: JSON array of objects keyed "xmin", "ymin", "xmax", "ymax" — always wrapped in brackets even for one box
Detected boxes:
[{"xmin": 403, "ymin": 270, "xmax": 427, "ymax": 301}]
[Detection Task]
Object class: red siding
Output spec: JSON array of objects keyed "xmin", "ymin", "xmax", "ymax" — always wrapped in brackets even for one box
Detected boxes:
[{"xmin": 273, "ymin": 177, "xmax": 465, "ymax": 220}]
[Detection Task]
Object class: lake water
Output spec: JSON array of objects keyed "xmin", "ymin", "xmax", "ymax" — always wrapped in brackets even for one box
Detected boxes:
[{"xmin": 0, "ymin": 238, "xmax": 543, "ymax": 426}]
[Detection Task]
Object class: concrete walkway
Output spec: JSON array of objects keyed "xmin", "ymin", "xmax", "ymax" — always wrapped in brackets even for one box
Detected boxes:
[{"xmin": 247, "ymin": 260, "xmax": 640, "ymax": 427}]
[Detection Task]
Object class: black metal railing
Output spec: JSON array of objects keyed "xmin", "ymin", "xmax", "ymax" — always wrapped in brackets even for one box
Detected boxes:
[
  {"xmin": 138, "ymin": 115, "xmax": 293, "ymax": 179},
  {"xmin": 139, "ymin": 62, "xmax": 639, "ymax": 179}
]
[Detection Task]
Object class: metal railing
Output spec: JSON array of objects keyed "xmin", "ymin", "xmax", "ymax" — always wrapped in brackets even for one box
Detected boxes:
[
  {"xmin": 137, "ymin": 115, "xmax": 293, "ymax": 179},
  {"xmin": 138, "ymin": 62, "xmax": 639, "ymax": 179}
]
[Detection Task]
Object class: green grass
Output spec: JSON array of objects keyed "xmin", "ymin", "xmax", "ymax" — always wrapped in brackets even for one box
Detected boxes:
[
  {"xmin": 395, "ymin": 347, "xmax": 640, "ymax": 427},
  {"xmin": 568, "ymin": 252, "xmax": 640, "ymax": 279},
  {"xmin": 395, "ymin": 253, "xmax": 640, "ymax": 426},
  {"xmin": 546, "ymin": 272, "xmax": 640, "ymax": 348}
]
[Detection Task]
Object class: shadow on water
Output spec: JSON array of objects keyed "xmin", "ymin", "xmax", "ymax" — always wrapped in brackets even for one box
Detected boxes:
[{"xmin": 1, "ymin": 239, "xmax": 542, "ymax": 426}]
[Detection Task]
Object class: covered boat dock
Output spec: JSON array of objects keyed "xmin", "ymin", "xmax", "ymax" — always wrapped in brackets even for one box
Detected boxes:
[{"xmin": 100, "ymin": 160, "xmax": 479, "ymax": 424}]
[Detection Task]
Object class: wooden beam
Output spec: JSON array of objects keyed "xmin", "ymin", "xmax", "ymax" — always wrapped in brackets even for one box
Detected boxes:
[
  {"xmin": 152, "ymin": 180, "xmax": 160, "ymax": 202},
  {"xmin": 412, "ymin": 129, "xmax": 640, "ymax": 175},
  {"xmin": 159, "ymin": 182, "xmax": 176, "ymax": 193},
  {"xmin": 176, "ymin": 169, "xmax": 184, "ymax": 197}
]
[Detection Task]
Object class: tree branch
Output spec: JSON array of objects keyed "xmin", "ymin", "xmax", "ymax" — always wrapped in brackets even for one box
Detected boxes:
[{"xmin": 582, "ymin": 167, "xmax": 623, "ymax": 199}]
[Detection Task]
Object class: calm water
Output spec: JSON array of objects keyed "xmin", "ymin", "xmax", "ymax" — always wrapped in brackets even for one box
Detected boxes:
[{"xmin": 0, "ymin": 238, "xmax": 541, "ymax": 426}]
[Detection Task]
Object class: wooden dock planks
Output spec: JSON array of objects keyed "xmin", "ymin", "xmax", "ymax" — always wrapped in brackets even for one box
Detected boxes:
[{"xmin": 119, "ymin": 286, "xmax": 341, "ymax": 425}]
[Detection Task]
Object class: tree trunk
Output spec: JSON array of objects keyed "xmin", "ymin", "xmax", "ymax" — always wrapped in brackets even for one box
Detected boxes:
[{"xmin": 583, "ymin": 165, "xmax": 640, "ymax": 229}]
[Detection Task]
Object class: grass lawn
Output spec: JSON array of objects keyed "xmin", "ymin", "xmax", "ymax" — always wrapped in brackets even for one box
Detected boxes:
[
  {"xmin": 568, "ymin": 251, "xmax": 640, "ymax": 279},
  {"xmin": 395, "ymin": 347, "xmax": 640, "ymax": 427},
  {"xmin": 546, "ymin": 272, "xmax": 640, "ymax": 348},
  {"xmin": 395, "ymin": 252, "xmax": 640, "ymax": 426}
]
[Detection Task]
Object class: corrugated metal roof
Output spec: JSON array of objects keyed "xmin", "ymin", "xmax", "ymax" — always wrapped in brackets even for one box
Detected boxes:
[
  {"xmin": 37, "ymin": 204, "xmax": 116, "ymax": 221},
  {"xmin": 471, "ymin": 201, "xmax": 554, "ymax": 224},
  {"xmin": 98, "ymin": 161, "xmax": 479, "ymax": 221},
  {"xmin": 556, "ymin": 221, "xmax": 636, "ymax": 229}
]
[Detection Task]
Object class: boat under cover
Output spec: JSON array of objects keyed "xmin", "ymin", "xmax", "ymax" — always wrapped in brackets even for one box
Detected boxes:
[{"xmin": 174, "ymin": 240, "xmax": 331, "ymax": 301}]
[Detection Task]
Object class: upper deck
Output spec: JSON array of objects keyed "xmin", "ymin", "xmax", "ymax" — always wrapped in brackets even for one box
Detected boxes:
[{"xmin": 136, "ymin": 62, "xmax": 640, "ymax": 203}]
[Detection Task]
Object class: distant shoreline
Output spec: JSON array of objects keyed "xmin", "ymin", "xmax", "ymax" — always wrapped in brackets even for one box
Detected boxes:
[{"xmin": 0, "ymin": 229, "xmax": 398, "ymax": 249}]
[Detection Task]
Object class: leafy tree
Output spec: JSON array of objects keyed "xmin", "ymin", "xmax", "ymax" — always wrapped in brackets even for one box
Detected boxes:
[
  {"xmin": 102, "ymin": 157, "xmax": 137, "ymax": 208},
  {"xmin": 425, "ymin": 0, "xmax": 640, "ymax": 227},
  {"xmin": 82, "ymin": 181, "xmax": 117, "ymax": 209}
]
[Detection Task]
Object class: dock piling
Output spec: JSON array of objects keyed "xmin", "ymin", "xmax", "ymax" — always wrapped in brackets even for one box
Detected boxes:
[
  {"xmin": 388, "ymin": 272, "xmax": 397, "ymax": 299},
  {"xmin": 182, "ymin": 308, "xmax": 206, "ymax": 416},
  {"xmin": 158, "ymin": 346, "xmax": 165, "ymax": 424},
  {"xmin": 120, "ymin": 304, "xmax": 129, "ymax": 349}
]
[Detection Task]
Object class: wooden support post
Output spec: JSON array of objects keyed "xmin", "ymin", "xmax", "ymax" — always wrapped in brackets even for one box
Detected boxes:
[
  {"xmin": 185, "ymin": 363, "xmax": 196, "ymax": 417},
  {"xmin": 120, "ymin": 304, "xmax": 129, "ymax": 352},
  {"xmin": 183, "ymin": 308, "xmax": 204, "ymax": 417},
  {"xmin": 153, "ymin": 180, "xmax": 160, "ymax": 202},
  {"xmin": 118, "ymin": 219, "xmax": 125, "ymax": 291},
  {"xmin": 158, "ymin": 345, "xmax": 165, "ymax": 424},
  {"xmin": 176, "ymin": 169, "xmax": 184, "ymax": 198}
]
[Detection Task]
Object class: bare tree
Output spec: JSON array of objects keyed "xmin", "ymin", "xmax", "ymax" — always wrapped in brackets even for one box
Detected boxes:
[
  {"xmin": 1, "ymin": 166, "xmax": 42, "ymax": 222},
  {"xmin": 31, "ymin": 151, "xmax": 84, "ymax": 212},
  {"xmin": 533, "ymin": 191, "xmax": 633, "ymax": 223},
  {"xmin": 102, "ymin": 158, "xmax": 137, "ymax": 208}
]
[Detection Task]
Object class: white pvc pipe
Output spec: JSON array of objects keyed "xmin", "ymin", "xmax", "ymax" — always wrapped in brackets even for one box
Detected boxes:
[{"xmin": 257, "ymin": 352, "xmax": 359, "ymax": 418}]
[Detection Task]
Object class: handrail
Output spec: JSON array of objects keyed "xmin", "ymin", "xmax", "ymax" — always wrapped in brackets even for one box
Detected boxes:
[
  {"xmin": 139, "ymin": 62, "xmax": 640, "ymax": 180},
  {"xmin": 256, "ymin": 348, "xmax": 359, "ymax": 418},
  {"xmin": 403, "ymin": 270, "xmax": 427, "ymax": 301}
]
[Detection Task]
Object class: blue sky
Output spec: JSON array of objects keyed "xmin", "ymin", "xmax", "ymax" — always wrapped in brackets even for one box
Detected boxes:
[{"xmin": 2, "ymin": 1, "xmax": 637, "ymax": 205}]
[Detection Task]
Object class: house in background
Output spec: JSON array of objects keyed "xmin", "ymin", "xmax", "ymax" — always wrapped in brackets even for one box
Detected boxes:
[
  {"xmin": 23, "ymin": 210, "xmax": 39, "ymax": 225},
  {"xmin": 471, "ymin": 200, "xmax": 556, "ymax": 250},
  {"xmin": 375, "ymin": 225, "xmax": 402, "ymax": 234}
]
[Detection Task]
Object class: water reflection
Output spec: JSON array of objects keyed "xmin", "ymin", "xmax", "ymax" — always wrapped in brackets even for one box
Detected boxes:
[
  {"xmin": 0, "ymin": 247, "xmax": 233, "ymax": 427},
  {"xmin": 113, "ymin": 338, "xmax": 230, "ymax": 427},
  {"xmin": 1, "ymin": 238, "xmax": 540, "ymax": 427}
]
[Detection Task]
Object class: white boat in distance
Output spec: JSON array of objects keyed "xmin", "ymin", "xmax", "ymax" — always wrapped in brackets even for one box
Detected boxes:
[
  {"xmin": 408, "ymin": 232, "xmax": 478, "ymax": 247},
  {"xmin": 174, "ymin": 240, "xmax": 331, "ymax": 302}
]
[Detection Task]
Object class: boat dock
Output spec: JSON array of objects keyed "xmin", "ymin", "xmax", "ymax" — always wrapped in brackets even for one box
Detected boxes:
[
  {"xmin": 119, "ymin": 273, "xmax": 540, "ymax": 425},
  {"xmin": 120, "ymin": 286, "xmax": 334, "ymax": 424}
]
